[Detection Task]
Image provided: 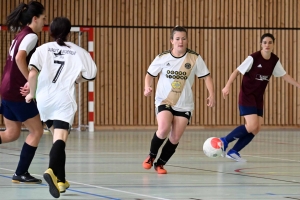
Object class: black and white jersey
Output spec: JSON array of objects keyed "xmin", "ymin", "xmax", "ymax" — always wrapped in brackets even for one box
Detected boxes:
[{"xmin": 29, "ymin": 42, "xmax": 97, "ymax": 124}]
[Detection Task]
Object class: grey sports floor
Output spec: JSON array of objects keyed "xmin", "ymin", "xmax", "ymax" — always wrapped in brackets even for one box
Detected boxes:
[{"xmin": 0, "ymin": 129, "xmax": 299, "ymax": 200}]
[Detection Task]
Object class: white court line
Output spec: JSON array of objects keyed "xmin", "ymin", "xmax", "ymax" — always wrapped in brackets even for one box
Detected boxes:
[
  {"xmin": 244, "ymin": 155, "xmax": 300, "ymax": 163},
  {"xmin": 0, "ymin": 167, "xmax": 171, "ymax": 200}
]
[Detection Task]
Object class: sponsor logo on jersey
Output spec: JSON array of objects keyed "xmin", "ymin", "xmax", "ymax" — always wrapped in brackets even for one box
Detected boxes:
[
  {"xmin": 171, "ymin": 81, "xmax": 181, "ymax": 89},
  {"xmin": 257, "ymin": 64, "xmax": 262, "ymax": 68},
  {"xmin": 255, "ymin": 74, "xmax": 269, "ymax": 81},
  {"xmin": 185, "ymin": 63, "xmax": 191, "ymax": 69},
  {"xmin": 53, "ymin": 50, "xmax": 65, "ymax": 58},
  {"xmin": 166, "ymin": 70, "xmax": 188, "ymax": 80}
]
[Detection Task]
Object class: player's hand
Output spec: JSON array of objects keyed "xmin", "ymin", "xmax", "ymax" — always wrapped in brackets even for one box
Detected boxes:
[
  {"xmin": 20, "ymin": 82, "xmax": 30, "ymax": 96},
  {"xmin": 222, "ymin": 86, "xmax": 230, "ymax": 99},
  {"xmin": 207, "ymin": 95, "xmax": 215, "ymax": 107},
  {"xmin": 25, "ymin": 93, "xmax": 34, "ymax": 103},
  {"xmin": 144, "ymin": 87, "xmax": 152, "ymax": 96}
]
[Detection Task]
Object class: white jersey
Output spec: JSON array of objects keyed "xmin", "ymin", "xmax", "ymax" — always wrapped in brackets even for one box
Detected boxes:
[
  {"xmin": 147, "ymin": 49, "xmax": 210, "ymax": 111},
  {"xmin": 29, "ymin": 42, "xmax": 97, "ymax": 124}
]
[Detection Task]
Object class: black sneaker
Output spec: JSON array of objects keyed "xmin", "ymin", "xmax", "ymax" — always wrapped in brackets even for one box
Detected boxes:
[{"xmin": 12, "ymin": 172, "xmax": 42, "ymax": 184}]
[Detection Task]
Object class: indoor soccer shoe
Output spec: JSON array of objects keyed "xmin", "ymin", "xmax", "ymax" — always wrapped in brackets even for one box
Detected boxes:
[
  {"xmin": 43, "ymin": 168, "xmax": 60, "ymax": 198},
  {"xmin": 143, "ymin": 155, "xmax": 155, "ymax": 169},
  {"xmin": 154, "ymin": 163, "xmax": 167, "ymax": 174},
  {"xmin": 58, "ymin": 180, "xmax": 70, "ymax": 193},
  {"xmin": 12, "ymin": 172, "xmax": 42, "ymax": 184},
  {"xmin": 220, "ymin": 137, "xmax": 228, "ymax": 157},
  {"xmin": 226, "ymin": 149, "xmax": 247, "ymax": 162}
]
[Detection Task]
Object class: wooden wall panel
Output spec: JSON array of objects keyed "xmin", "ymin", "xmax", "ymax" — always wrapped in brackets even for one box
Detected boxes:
[{"xmin": 1, "ymin": 0, "xmax": 300, "ymax": 129}]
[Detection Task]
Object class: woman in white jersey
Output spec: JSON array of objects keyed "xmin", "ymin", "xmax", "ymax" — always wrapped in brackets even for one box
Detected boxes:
[
  {"xmin": 25, "ymin": 17, "xmax": 97, "ymax": 198},
  {"xmin": 142, "ymin": 26, "xmax": 215, "ymax": 174}
]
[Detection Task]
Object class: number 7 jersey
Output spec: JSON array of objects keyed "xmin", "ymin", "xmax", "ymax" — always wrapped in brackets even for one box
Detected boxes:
[{"xmin": 29, "ymin": 42, "xmax": 97, "ymax": 124}]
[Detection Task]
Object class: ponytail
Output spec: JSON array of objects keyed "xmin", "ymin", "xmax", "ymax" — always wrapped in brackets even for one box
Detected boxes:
[{"xmin": 6, "ymin": 1, "xmax": 44, "ymax": 33}]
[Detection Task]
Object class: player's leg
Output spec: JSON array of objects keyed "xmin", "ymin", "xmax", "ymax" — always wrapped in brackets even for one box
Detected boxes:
[
  {"xmin": 43, "ymin": 120, "xmax": 69, "ymax": 198},
  {"xmin": 228, "ymin": 114, "xmax": 263, "ymax": 159},
  {"xmin": 154, "ymin": 110, "xmax": 190, "ymax": 174},
  {"xmin": 0, "ymin": 100, "xmax": 22, "ymax": 143},
  {"xmin": 142, "ymin": 105, "xmax": 173, "ymax": 170},
  {"xmin": 12, "ymin": 114, "xmax": 44, "ymax": 183},
  {"xmin": 2, "ymin": 100, "xmax": 43, "ymax": 183},
  {"xmin": 0, "ymin": 118, "xmax": 22, "ymax": 143},
  {"xmin": 220, "ymin": 106, "xmax": 259, "ymax": 152}
]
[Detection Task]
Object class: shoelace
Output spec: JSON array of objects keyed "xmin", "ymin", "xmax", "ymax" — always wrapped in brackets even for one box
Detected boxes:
[{"xmin": 146, "ymin": 157, "xmax": 153, "ymax": 164}]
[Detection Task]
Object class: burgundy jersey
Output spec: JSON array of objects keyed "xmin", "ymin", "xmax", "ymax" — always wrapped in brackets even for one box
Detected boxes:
[
  {"xmin": 239, "ymin": 51, "xmax": 280, "ymax": 108},
  {"xmin": 0, "ymin": 26, "xmax": 38, "ymax": 101}
]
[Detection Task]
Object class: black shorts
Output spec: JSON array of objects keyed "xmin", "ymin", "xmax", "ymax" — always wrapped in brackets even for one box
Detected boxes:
[
  {"xmin": 157, "ymin": 104, "xmax": 191, "ymax": 125},
  {"xmin": 45, "ymin": 120, "xmax": 71, "ymax": 134}
]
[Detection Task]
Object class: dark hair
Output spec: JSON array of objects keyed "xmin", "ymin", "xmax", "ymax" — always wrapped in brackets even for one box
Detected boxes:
[
  {"xmin": 260, "ymin": 33, "xmax": 275, "ymax": 43},
  {"xmin": 6, "ymin": 1, "xmax": 44, "ymax": 33},
  {"xmin": 50, "ymin": 17, "xmax": 71, "ymax": 47},
  {"xmin": 170, "ymin": 25, "xmax": 187, "ymax": 39}
]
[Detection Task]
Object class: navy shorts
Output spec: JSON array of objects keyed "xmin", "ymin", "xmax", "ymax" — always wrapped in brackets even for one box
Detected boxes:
[
  {"xmin": 0, "ymin": 99, "xmax": 39, "ymax": 122},
  {"xmin": 239, "ymin": 105, "xmax": 263, "ymax": 117}
]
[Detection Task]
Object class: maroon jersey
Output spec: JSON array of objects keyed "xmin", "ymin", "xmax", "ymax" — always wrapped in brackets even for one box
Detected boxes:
[
  {"xmin": 0, "ymin": 26, "xmax": 38, "ymax": 101},
  {"xmin": 239, "ymin": 51, "xmax": 279, "ymax": 108}
]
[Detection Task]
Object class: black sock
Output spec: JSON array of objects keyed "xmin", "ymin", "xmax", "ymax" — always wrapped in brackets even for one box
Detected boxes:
[
  {"xmin": 56, "ymin": 150, "xmax": 66, "ymax": 183},
  {"xmin": 156, "ymin": 139, "xmax": 178, "ymax": 165},
  {"xmin": 232, "ymin": 133, "xmax": 255, "ymax": 152},
  {"xmin": 15, "ymin": 143, "xmax": 37, "ymax": 175},
  {"xmin": 149, "ymin": 132, "xmax": 166, "ymax": 158},
  {"xmin": 0, "ymin": 136, "xmax": 2, "ymax": 144},
  {"xmin": 49, "ymin": 140, "xmax": 65, "ymax": 179}
]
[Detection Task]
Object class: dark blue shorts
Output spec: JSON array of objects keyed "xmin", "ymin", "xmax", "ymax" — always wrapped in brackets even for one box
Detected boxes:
[
  {"xmin": 0, "ymin": 99, "xmax": 39, "ymax": 122},
  {"xmin": 239, "ymin": 105, "xmax": 263, "ymax": 117}
]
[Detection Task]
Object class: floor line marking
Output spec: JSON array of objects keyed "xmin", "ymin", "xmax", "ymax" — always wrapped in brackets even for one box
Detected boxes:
[{"xmin": 0, "ymin": 167, "xmax": 170, "ymax": 200}]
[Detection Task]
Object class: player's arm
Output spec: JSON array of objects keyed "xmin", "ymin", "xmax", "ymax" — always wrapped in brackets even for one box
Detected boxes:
[
  {"xmin": 222, "ymin": 56, "xmax": 253, "ymax": 99},
  {"xmin": 282, "ymin": 74, "xmax": 300, "ymax": 88},
  {"xmin": 77, "ymin": 51, "xmax": 97, "ymax": 84},
  {"xmin": 15, "ymin": 50, "xmax": 29, "ymax": 80},
  {"xmin": 203, "ymin": 75, "xmax": 215, "ymax": 107},
  {"xmin": 75, "ymin": 74, "xmax": 87, "ymax": 84},
  {"xmin": 144, "ymin": 73, "xmax": 154, "ymax": 96},
  {"xmin": 273, "ymin": 60, "xmax": 300, "ymax": 88},
  {"xmin": 222, "ymin": 69, "xmax": 240, "ymax": 99},
  {"xmin": 25, "ymin": 68, "xmax": 38, "ymax": 103},
  {"xmin": 16, "ymin": 34, "xmax": 38, "ymax": 80}
]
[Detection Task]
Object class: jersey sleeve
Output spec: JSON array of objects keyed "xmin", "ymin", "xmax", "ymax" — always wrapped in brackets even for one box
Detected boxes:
[
  {"xmin": 272, "ymin": 60, "xmax": 286, "ymax": 77},
  {"xmin": 19, "ymin": 34, "xmax": 38, "ymax": 55},
  {"xmin": 28, "ymin": 46, "xmax": 43, "ymax": 72},
  {"xmin": 81, "ymin": 52, "xmax": 97, "ymax": 80},
  {"xmin": 237, "ymin": 56, "xmax": 254, "ymax": 75},
  {"xmin": 147, "ymin": 55, "xmax": 163, "ymax": 77},
  {"xmin": 195, "ymin": 55, "xmax": 210, "ymax": 78}
]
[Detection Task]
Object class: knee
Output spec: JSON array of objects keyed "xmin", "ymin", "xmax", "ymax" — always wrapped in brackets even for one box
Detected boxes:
[
  {"xmin": 169, "ymin": 134, "xmax": 181, "ymax": 144},
  {"xmin": 252, "ymin": 125, "xmax": 261, "ymax": 135},
  {"xmin": 246, "ymin": 124, "xmax": 260, "ymax": 135},
  {"xmin": 1, "ymin": 130, "xmax": 20, "ymax": 142},
  {"xmin": 30, "ymin": 129, "xmax": 43, "ymax": 138},
  {"xmin": 157, "ymin": 127, "xmax": 171, "ymax": 138}
]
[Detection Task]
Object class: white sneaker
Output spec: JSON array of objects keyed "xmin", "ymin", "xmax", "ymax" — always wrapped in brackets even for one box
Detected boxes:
[
  {"xmin": 220, "ymin": 137, "xmax": 228, "ymax": 158},
  {"xmin": 226, "ymin": 150, "xmax": 247, "ymax": 162}
]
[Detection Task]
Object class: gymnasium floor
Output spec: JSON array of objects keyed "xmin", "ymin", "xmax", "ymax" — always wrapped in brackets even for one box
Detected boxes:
[{"xmin": 0, "ymin": 129, "xmax": 299, "ymax": 200}]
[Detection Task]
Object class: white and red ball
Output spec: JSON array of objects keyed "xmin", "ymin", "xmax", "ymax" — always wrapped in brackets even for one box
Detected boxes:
[{"xmin": 203, "ymin": 137, "xmax": 223, "ymax": 158}]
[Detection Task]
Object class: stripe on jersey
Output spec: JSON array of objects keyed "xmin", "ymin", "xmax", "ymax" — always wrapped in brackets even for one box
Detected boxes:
[{"xmin": 161, "ymin": 52, "xmax": 197, "ymax": 106}]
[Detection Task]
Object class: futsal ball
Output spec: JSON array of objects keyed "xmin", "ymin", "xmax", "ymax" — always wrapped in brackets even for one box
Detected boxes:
[{"xmin": 203, "ymin": 137, "xmax": 223, "ymax": 158}]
